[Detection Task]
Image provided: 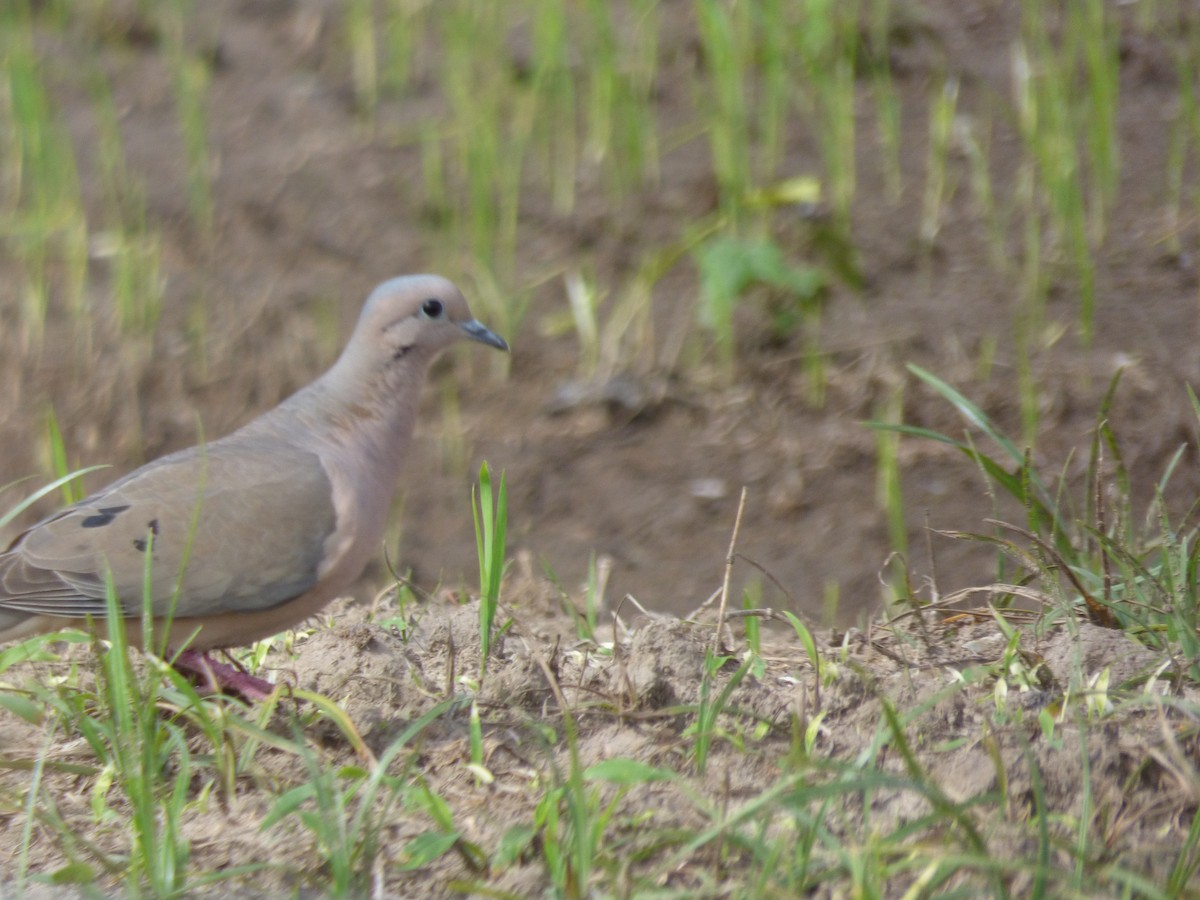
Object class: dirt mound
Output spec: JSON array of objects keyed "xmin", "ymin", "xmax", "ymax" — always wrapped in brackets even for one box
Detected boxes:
[{"xmin": 0, "ymin": 587, "xmax": 1196, "ymax": 895}]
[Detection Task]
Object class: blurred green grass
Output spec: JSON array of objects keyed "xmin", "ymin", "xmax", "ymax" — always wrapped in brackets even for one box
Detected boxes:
[{"xmin": 0, "ymin": 0, "xmax": 1179, "ymax": 386}]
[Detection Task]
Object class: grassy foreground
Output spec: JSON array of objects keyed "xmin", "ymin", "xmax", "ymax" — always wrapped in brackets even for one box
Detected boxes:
[{"xmin": 1, "ymin": 435, "xmax": 1199, "ymax": 896}]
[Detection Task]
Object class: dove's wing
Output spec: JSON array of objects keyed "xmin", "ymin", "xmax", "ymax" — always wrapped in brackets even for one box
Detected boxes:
[{"xmin": 0, "ymin": 440, "xmax": 337, "ymax": 620}]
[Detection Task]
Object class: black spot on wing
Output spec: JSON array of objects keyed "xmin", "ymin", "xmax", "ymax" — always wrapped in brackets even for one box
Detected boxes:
[
  {"xmin": 133, "ymin": 519, "xmax": 161, "ymax": 554},
  {"xmin": 80, "ymin": 505, "xmax": 131, "ymax": 528}
]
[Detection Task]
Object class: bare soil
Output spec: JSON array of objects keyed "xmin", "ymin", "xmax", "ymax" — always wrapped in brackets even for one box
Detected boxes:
[{"xmin": 1, "ymin": 0, "xmax": 1199, "ymax": 895}]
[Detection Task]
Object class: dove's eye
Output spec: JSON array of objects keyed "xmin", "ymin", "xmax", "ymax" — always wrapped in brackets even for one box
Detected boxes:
[{"xmin": 421, "ymin": 299, "xmax": 444, "ymax": 319}]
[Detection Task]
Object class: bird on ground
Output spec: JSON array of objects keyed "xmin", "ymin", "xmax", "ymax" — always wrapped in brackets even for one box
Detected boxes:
[{"xmin": 0, "ymin": 275, "xmax": 508, "ymax": 699}]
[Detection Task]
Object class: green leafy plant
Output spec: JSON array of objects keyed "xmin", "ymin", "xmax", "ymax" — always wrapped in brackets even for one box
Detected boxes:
[
  {"xmin": 261, "ymin": 700, "xmax": 459, "ymax": 893},
  {"xmin": 686, "ymin": 650, "xmax": 753, "ymax": 774},
  {"xmin": 472, "ymin": 462, "xmax": 508, "ymax": 678},
  {"xmin": 695, "ymin": 236, "xmax": 826, "ymax": 384},
  {"xmin": 872, "ymin": 365, "xmax": 1200, "ymax": 679}
]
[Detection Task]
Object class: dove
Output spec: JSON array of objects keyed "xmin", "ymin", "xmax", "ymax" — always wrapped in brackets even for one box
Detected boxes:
[{"xmin": 0, "ymin": 275, "xmax": 507, "ymax": 699}]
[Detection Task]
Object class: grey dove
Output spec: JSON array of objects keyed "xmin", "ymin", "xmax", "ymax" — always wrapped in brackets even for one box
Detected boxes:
[{"xmin": 0, "ymin": 275, "xmax": 507, "ymax": 698}]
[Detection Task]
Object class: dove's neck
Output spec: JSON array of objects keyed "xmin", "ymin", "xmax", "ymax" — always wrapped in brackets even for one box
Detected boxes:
[
  {"xmin": 267, "ymin": 354, "xmax": 432, "ymax": 481},
  {"xmin": 233, "ymin": 353, "xmax": 435, "ymax": 596}
]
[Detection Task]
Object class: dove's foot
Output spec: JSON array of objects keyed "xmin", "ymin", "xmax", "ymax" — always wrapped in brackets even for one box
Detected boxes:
[{"xmin": 172, "ymin": 649, "xmax": 278, "ymax": 701}]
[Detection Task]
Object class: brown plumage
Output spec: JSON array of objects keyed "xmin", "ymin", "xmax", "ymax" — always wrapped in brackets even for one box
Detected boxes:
[{"xmin": 0, "ymin": 275, "xmax": 507, "ymax": 697}]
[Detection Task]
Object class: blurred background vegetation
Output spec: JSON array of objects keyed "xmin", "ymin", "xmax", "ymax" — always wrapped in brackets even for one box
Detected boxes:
[{"xmin": 1, "ymin": 0, "xmax": 1199, "ymax": 618}]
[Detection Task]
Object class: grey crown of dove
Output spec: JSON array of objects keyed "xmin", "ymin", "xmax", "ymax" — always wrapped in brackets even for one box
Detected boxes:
[{"xmin": 0, "ymin": 275, "xmax": 507, "ymax": 697}]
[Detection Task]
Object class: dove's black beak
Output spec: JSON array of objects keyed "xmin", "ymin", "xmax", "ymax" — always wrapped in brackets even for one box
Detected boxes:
[{"xmin": 461, "ymin": 319, "xmax": 509, "ymax": 352}]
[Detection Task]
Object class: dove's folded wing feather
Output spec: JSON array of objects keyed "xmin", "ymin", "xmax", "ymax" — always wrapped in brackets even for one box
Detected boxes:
[{"xmin": 0, "ymin": 440, "xmax": 337, "ymax": 620}]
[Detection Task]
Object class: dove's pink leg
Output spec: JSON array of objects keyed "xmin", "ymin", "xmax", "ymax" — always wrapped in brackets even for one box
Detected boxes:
[{"xmin": 172, "ymin": 649, "xmax": 278, "ymax": 701}]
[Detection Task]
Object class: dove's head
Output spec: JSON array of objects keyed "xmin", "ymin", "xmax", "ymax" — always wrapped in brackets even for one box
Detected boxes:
[
  {"xmin": 321, "ymin": 275, "xmax": 507, "ymax": 407},
  {"xmin": 354, "ymin": 275, "xmax": 508, "ymax": 365}
]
